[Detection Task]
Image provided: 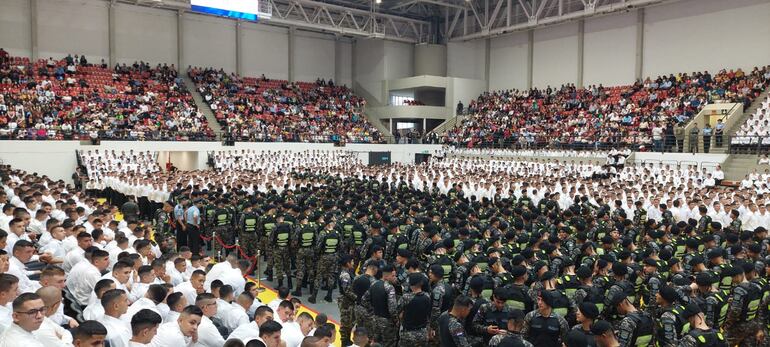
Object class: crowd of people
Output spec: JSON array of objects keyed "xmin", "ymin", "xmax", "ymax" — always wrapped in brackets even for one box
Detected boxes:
[
  {"xmin": 189, "ymin": 68, "xmax": 383, "ymax": 144},
  {"xmin": 732, "ymin": 95, "xmax": 770, "ymax": 152},
  {"xmin": 20, "ymin": 147, "xmax": 760, "ymax": 347},
  {"xmin": 0, "ymin": 50, "xmax": 215, "ymax": 141},
  {"xmin": 444, "ymin": 66, "xmax": 770, "ymax": 151}
]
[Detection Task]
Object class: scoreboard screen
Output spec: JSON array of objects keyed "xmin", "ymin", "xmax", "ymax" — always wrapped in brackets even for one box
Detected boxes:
[{"xmin": 191, "ymin": 0, "xmax": 262, "ymax": 21}]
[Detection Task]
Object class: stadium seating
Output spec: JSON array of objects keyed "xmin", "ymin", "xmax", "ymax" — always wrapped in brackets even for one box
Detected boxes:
[
  {"xmin": 0, "ymin": 53, "xmax": 213, "ymax": 141},
  {"xmin": 731, "ymin": 95, "xmax": 770, "ymax": 152},
  {"xmin": 189, "ymin": 67, "xmax": 383, "ymax": 143},
  {"xmin": 444, "ymin": 66, "xmax": 770, "ymax": 150}
]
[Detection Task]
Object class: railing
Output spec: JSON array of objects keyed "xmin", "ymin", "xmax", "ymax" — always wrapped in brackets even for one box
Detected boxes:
[
  {"xmin": 728, "ymin": 135, "xmax": 770, "ymax": 155},
  {"xmin": 629, "ymin": 158, "xmax": 722, "ymax": 171},
  {"xmin": 438, "ymin": 132, "xmax": 740, "ymax": 153}
]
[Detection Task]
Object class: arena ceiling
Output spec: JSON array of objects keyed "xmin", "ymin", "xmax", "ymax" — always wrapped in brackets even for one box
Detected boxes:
[{"xmin": 127, "ymin": 0, "xmax": 678, "ymax": 43}]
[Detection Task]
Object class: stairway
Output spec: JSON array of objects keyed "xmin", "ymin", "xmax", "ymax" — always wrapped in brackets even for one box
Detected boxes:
[
  {"xmin": 182, "ymin": 75, "xmax": 223, "ymax": 135},
  {"xmin": 722, "ymin": 154, "xmax": 762, "ymax": 181},
  {"xmin": 432, "ymin": 115, "xmax": 466, "ymax": 136},
  {"xmin": 707, "ymin": 87, "xmax": 769, "ymax": 154}
]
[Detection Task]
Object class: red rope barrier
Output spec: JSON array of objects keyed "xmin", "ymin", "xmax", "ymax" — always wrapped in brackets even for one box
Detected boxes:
[{"xmin": 199, "ymin": 232, "xmax": 258, "ymax": 278}]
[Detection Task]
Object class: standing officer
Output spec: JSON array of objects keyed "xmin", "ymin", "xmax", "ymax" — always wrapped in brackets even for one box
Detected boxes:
[
  {"xmin": 292, "ymin": 214, "xmax": 317, "ymax": 296},
  {"xmin": 184, "ymin": 198, "xmax": 203, "ymax": 255},
  {"xmin": 609, "ymin": 291, "xmax": 655, "ymax": 347},
  {"xmin": 259, "ymin": 205, "xmax": 278, "ymax": 281},
  {"xmin": 522, "ymin": 290, "xmax": 570, "ymax": 347},
  {"xmin": 338, "ymin": 255, "xmax": 356, "ymax": 347},
  {"xmin": 398, "ymin": 273, "xmax": 431, "ymax": 347},
  {"xmin": 679, "ymin": 302, "xmax": 728, "ymax": 347},
  {"xmin": 309, "ymin": 219, "xmax": 340, "ymax": 304},
  {"xmin": 437, "ymin": 296, "xmax": 474, "ymax": 347},
  {"xmin": 238, "ymin": 203, "xmax": 259, "ymax": 272},
  {"xmin": 723, "ymin": 263, "xmax": 762, "ymax": 346},
  {"xmin": 271, "ymin": 223, "xmax": 293, "ymax": 289},
  {"xmin": 363, "ymin": 264, "xmax": 399, "ymax": 347}
]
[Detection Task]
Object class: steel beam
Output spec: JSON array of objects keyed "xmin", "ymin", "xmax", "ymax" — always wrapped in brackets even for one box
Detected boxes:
[{"xmin": 450, "ymin": 0, "xmax": 676, "ymax": 41}]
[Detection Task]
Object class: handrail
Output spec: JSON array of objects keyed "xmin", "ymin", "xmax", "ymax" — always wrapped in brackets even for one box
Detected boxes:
[{"xmin": 728, "ymin": 135, "xmax": 770, "ymax": 155}]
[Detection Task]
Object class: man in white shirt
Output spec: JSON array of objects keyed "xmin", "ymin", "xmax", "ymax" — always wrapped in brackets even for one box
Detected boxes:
[
  {"xmin": 62, "ymin": 232, "xmax": 93, "ymax": 273},
  {"xmin": 268, "ymin": 287, "xmax": 291, "ymax": 313},
  {"xmin": 0, "ymin": 293, "xmax": 46, "ymax": 347},
  {"xmin": 71, "ymin": 320, "xmax": 108, "ymax": 347},
  {"xmin": 193, "ymin": 293, "xmax": 225, "ymax": 347},
  {"xmin": 82, "ymin": 278, "xmax": 115, "ymax": 321},
  {"xmin": 66, "ymin": 249, "xmax": 110, "ymax": 306},
  {"xmin": 123, "ymin": 284, "xmax": 166, "ymax": 324},
  {"xmin": 282, "ymin": 312, "xmax": 315, "ymax": 347},
  {"xmin": 129, "ymin": 309, "xmax": 163, "ymax": 347},
  {"xmin": 222, "ymin": 292, "xmax": 253, "ymax": 333},
  {"xmin": 39, "ymin": 226, "xmax": 66, "ymax": 259},
  {"xmin": 228, "ymin": 305, "xmax": 274, "ymax": 342},
  {"xmin": 152, "ymin": 305, "xmax": 202, "ymax": 347},
  {"xmin": 8, "ymin": 241, "xmax": 43, "ymax": 294},
  {"xmin": 32, "ymin": 286, "xmax": 72, "ymax": 347},
  {"xmin": 101, "ymin": 289, "xmax": 132, "ymax": 347},
  {"xmin": 0, "ymin": 274, "xmax": 19, "ymax": 335},
  {"xmin": 174, "ymin": 270, "xmax": 206, "ymax": 309}
]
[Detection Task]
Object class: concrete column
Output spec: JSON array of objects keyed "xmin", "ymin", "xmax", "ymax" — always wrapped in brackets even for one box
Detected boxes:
[
  {"xmin": 635, "ymin": 8, "xmax": 645, "ymax": 81},
  {"xmin": 484, "ymin": 38, "xmax": 491, "ymax": 91},
  {"xmin": 389, "ymin": 118, "xmax": 393, "ymax": 134},
  {"xmin": 177, "ymin": 10, "xmax": 184, "ymax": 71},
  {"xmin": 235, "ymin": 21, "xmax": 242, "ymax": 76},
  {"xmin": 288, "ymin": 27, "xmax": 296, "ymax": 82},
  {"xmin": 108, "ymin": 3, "xmax": 116, "ymax": 66},
  {"xmin": 577, "ymin": 19, "xmax": 584, "ymax": 87},
  {"xmin": 334, "ymin": 36, "xmax": 343, "ymax": 84},
  {"xmin": 30, "ymin": 0, "xmax": 38, "ymax": 61},
  {"xmin": 526, "ymin": 30, "xmax": 533, "ymax": 89},
  {"xmin": 423, "ymin": 118, "xmax": 427, "ymax": 132},
  {"xmin": 351, "ymin": 40, "xmax": 357, "ymax": 89}
]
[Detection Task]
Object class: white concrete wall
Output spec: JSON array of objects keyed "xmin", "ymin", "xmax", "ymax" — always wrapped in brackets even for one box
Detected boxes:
[
  {"xmin": 464, "ymin": 0, "xmax": 770, "ymax": 92},
  {"xmin": 0, "ymin": 141, "xmax": 444, "ymax": 184},
  {"xmin": 337, "ymin": 41, "xmax": 353, "ymax": 87},
  {"xmin": 533, "ymin": 22, "xmax": 579, "ymax": 88},
  {"xmin": 295, "ymin": 31, "xmax": 335, "ymax": 82},
  {"xmin": 583, "ymin": 12, "xmax": 637, "ymax": 86},
  {"xmin": 240, "ymin": 23, "xmax": 289, "ymax": 80},
  {"xmin": 643, "ymin": 0, "xmax": 770, "ymax": 77},
  {"xmin": 38, "ymin": 0, "xmax": 109, "ymax": 62},
  {"xmin": 114, "ymin": 3, "xmax": 178, "ymax": 66},
  {"xmin": 489, "ymin": 32, "xmax": 528, "ymax": 91},
  {"xmin": 183, "ymin": 13, "xmax": 236, "ymax": 72},
  {"xmin": 0, "ymin": 0, "xmax": 31, "ymax": 58},
  {"xmin": 447, "ymin": 40, "xmax": 487, "ymax": 81},
  {"xmin": 353, "ymin": 39, "xmax": 414, "ymax": 104},
  {"xmin": 414, "ymin": 44, "xmax": 447, "ymax": 77}
]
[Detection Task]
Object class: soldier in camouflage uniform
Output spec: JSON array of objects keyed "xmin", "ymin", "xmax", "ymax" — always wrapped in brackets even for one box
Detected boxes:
[
  {"xmin": 309, "ymin": 219, "xmax": 341, "ymax": 304},
  {"xmin": 679, "ymin": 302, "xmax": 728, "ymax": 347},
  {"xmin": 437, "ymin": 296, "xmax": 475, "ymax": 347},
  {"xmin": 362, "ymin": 264, "xmax": 400, "ymax": 347},
  {"xmin": 259, "ymin": 205, "xmax": 278, "ymax": 280},
  {"xmin": 723, "ymin": 263, "xmax": 763, "ymax": 347},
  {"xmin": 609, "ymin": 291, "xmax": 656, "ymax": 347},
  {"xmin": 338, "ymin": 255, "xmax": 356, "ymax": 347},
  {"xmin": 238, "ymin": 204, "xmax": 260, "ymax": 273},
  {"xmin": 488, "ymin": 309, "xmax": 533, "ymax": 347},
  {"xmin": 428, "ymin": 264, "xmax": 452, "ymax": 347},
  {"xmin": 471, "ymin": 287, "xmax": 513, "ymax": 344},
  {"xmin": 398, "ymin": 273, "xmax": 431, "ymax": 347},
  {"xmin": 271, "ymin": 222, "xmax": 293, "ymax": 288},
  {"xmin": 292, "ymin": 213, "xmax": 318, "ymax": 296}
]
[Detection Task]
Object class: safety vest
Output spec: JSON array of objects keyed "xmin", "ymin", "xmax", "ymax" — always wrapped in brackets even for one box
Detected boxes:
[
  {"xmin": 352, "ymin": 229, "xmax": 365, "ymax": 246},
  {"xmin": 323, "ymin": 232, "xmax": 339, "ymax": 253},
  {"xmin": 556, "ymin": 275, "xmax": 580, "ymax": 301},
  {"xmin": 216, "ymin": 209, "xmax": 231, "ymax": 227},
  {"xmin": 299, "ymin": 224, "xmax": 316, "ymax": 248},
  {"xmin": 242, "ymin": 213, "xmax": 258, "ymax": 233},
  {"xmin": 709, "ymin": 290, "xmax": 729, "ymax": 329},
  {"xmin": 547, "ymin": 290, "xmax": 571, "ymax": 318},
  {"xmin": 506, "ymin": 284, "xmax": 531, "ymax": 312},
  {"xmin": 627, "ymin": 311, "xmax": 654, "ymax": 347},
  {"xmin": 483, "ymin": 307, "xmax": 508, "ymax": 329},
  {"xmin": 528, "ymin": 314, "xmax": 561, "ymax": 347},
  {"xmin": 742, "ymin": 282, "xmax": 762, "ymax": 321},
  {"xmin": 579, "ymin": 284, "xmax": 605, "ymax": 313},
  {"xmin": 275, "ymin": 226, "xmax": 290, "ymax": 248},
  {"xmin": 687, "ymin": 329, "xmax": 727, "ymax": 347},
  {"xmin": 656, "ymin": 305, "xmax": 690, "ymax": 345}
]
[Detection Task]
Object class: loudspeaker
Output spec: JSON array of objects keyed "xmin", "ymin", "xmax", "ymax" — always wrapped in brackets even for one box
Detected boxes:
[{"xmin": 368, "ymin": 152, "xmax": 391, "ymax": 166}]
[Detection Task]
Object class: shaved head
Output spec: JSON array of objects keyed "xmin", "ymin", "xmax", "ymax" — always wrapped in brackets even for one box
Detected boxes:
[{"xmin": 36, "ymin": 286, "xmax": 61, "ymax": 307}]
